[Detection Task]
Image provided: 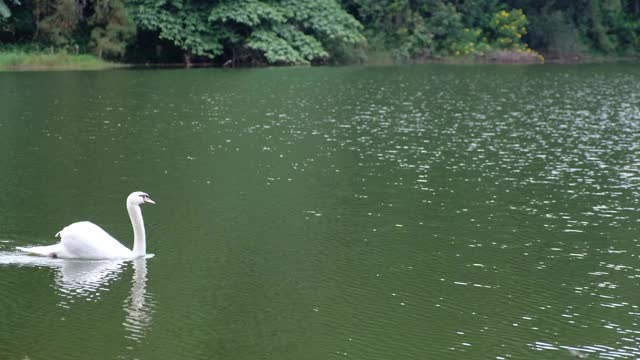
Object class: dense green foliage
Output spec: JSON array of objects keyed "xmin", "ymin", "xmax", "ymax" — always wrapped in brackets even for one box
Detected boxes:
[
  {"xmin": 1, "ymin": 0, "xmax": 639, "ymax": 65},
  {"xmin": 512, "ymin": 0, "xmax": 640, "ymax": 57},
  {"xmin": 343, "ymin": 0, "xmax": 638, "ymax": 62},
  {"xmin": 131, "ymin": 1, "xmax": 222, "ymax": 60},
  {"xmin": 1, "ymin": 0, "xmax": 135, "ymax": 59},
  {"xmin": 342, "ymin": 0, "xmax": 537, "ymax": 61},
  {"xmin": 129, "ymin": 0, "xmax": 363, "ymax": 65}
]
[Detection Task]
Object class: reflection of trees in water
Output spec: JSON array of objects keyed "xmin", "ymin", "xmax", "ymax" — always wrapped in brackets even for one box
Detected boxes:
[{"xmin": 0, "ymin": 253, "xmax": 154, "ymax": 343}]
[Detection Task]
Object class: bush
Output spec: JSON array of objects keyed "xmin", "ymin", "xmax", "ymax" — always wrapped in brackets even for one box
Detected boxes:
[{"xmin": 527, "ymin": 11, "xmax": 587, "ymax": 56}]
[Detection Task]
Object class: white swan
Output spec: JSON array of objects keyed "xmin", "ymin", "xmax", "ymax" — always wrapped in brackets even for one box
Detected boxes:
[{"xmin": 17, "ymin": 191, "xmax": 155, "ymax": 259}]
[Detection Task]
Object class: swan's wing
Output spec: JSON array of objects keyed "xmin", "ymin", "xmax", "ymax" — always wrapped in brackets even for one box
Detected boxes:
[{"xmin": 57, "ymin": 221, "xmax": 132, "ymax": 259}]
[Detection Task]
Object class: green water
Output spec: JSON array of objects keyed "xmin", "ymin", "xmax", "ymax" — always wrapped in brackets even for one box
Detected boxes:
[{"xmin": 1, "ymin": 64, "xmax": 640, "ymax": 359}]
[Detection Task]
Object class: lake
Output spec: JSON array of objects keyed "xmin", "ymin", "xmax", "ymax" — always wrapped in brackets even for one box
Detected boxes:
[{"xmin": 1, "ymin": 64, "xmax": 640, "ymax": 359}]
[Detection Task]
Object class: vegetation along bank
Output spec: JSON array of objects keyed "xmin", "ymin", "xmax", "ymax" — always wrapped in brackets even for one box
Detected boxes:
[{"xmin": 1, "ymin": 0, "xmax": 639, "ymax": 69}]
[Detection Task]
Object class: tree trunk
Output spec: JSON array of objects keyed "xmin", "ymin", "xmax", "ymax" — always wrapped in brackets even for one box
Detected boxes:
[
  {"xmin": 232, "ymin": 48, "xmax": 237, "ymax": 68},
  {"xmin": 32, "ymin": 0, "xmax": 42, "ymax": 40},
  {"xmin": 184, "ymin": 52, "xmax": 192, "ymax": 68}
]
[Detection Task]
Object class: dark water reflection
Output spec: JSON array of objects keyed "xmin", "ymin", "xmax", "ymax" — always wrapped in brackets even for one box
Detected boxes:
[{"xmin": 1, "ymin": 64, "xmax": 640, "ymax": 359}]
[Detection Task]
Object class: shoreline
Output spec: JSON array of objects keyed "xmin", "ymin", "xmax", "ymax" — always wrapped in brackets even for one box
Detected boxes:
[
  {"xmin": 1, "ymin": 63, "xmax": 129, "ymax": 71},
  {"xmin": 0, "ymin": 50, "xmax": 125, "ymax": 71},
  {"xmin": 540, "ymin": 53, "xmax": 639, "ymax": 64},
  {"xmin": 1, "ymin": 51, "xmax": 637, "ymax": 72}
]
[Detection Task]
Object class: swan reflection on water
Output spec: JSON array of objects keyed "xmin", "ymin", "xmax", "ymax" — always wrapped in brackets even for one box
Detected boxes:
[
  {"xmin": 0, "ymin": 252, "xmax": 154, "ymax": 342},
  {"xmin": 123, "ymin": 257, "xmax": 154, "ymax": 341}
]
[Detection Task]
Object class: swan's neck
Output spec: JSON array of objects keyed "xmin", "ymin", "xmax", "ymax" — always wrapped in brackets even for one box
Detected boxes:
[{"xmin": 128, "ymin": 204, "xmax": 146, "ymax": 257}]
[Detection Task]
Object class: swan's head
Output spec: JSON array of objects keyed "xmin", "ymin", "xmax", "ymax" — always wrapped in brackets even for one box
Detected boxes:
[{"xmin": 127, "ymin": 191, "xmax": 156, "ymax": 206}]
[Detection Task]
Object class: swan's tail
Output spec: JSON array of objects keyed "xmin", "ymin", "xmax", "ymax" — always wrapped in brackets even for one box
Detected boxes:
[{"xmin": 16, "ymin": 244, "xmax": 62, "ymax": 258}]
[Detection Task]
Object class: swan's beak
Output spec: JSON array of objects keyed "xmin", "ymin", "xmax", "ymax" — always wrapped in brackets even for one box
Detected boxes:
[{"xmin": 144, "ymin": 198, "xmax": 156, "ymax": 205}]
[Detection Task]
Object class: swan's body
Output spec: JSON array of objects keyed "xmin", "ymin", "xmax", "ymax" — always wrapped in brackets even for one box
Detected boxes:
[{"xmin": 17, "ymin": 192, "xmax": 155, "ymax": 260}]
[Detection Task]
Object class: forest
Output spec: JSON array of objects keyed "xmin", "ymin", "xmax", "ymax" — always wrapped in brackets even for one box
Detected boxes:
[{"xmin": 1, "ymin": 0, "xmax": 639, "ymax": 66}]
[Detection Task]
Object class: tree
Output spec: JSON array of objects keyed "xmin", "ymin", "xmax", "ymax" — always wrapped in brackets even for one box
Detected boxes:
[
  {"xmin": 343, "ymin": 0, "xmax": 535, "ymax": 61},
  {"xmin": 210, "ymin": 0, "xmax": 364, "ymax": 65},
  {"xmin": 89, "ymin": 0, "xmax": 136, "ymax": 59},
  {"xmin": 130, "ymin": 0, "xmax": 365, "ymax": 66},
  {"xmin": 35, "ymin": 0, "xmax": 81, "ymax": 46},
  {"xmin": 129, "ymin": 0, "xmax": 223, "ymax": 63},
  {"xmin": 507, "ymin": 0, "xmax": 640, "ymax": 55},
  {"xmin": 1, "ymin": 0, "xmax": 134, "ymax": 58}
]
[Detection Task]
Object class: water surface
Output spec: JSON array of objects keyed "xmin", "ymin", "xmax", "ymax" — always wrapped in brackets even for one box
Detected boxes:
[{"xmin": 1, "ymin": 64, "xmax": 640, "ymax": 359}]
